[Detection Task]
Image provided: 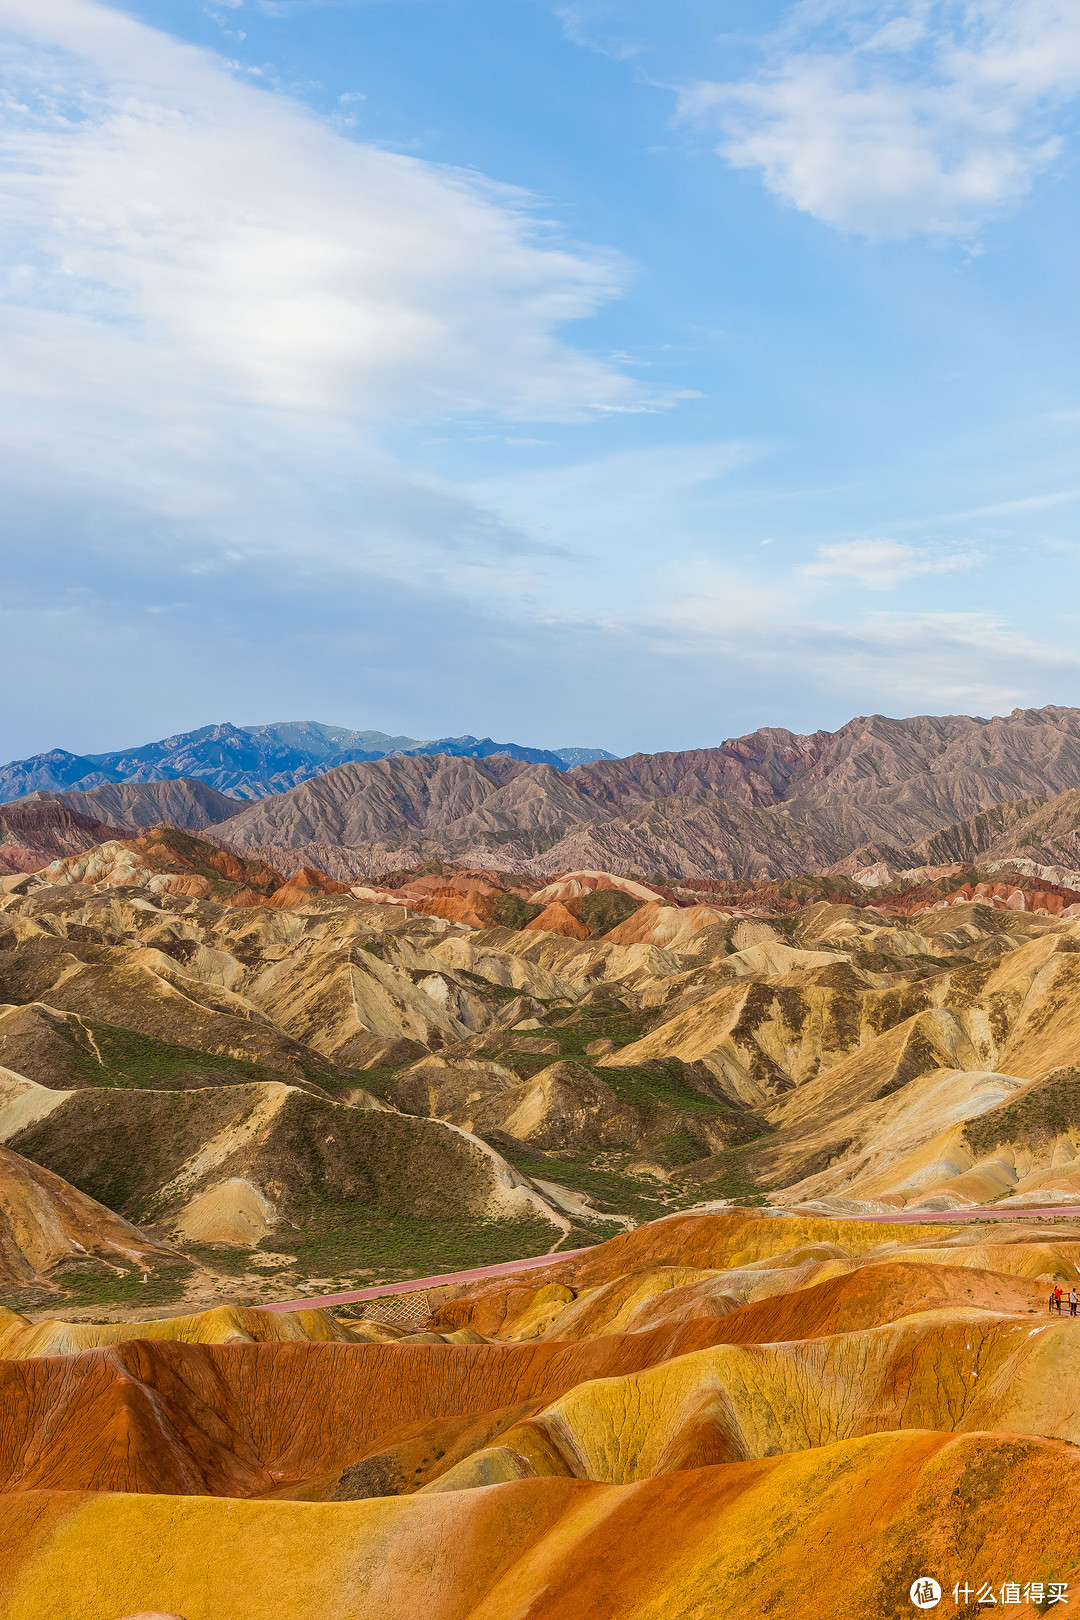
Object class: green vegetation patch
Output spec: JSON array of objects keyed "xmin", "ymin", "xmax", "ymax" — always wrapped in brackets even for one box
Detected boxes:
[
  {"xmin": 546, "ymin": 999, "xmax": 654, "ymax": 1055},
  {"xmin": 52, "ymin": 1016, "xmax": 307, "ymax": 1092},
  {"xmin": 247, "ymin": 1091, "xmax": 498, "ymax": 1219},
  {"xmin": 492, "ymin": 893, "xmax": 543, "ymax": 929},
  {"xmin": 573, "ymin": 890, "xmax": 641, "ymax": 937},
  {"xmin": 674, "ymin": 1140, "xmax": 773, "ymax": 1205},
  {"xmin": 9, "ymin": 1086, "xmax": 259, "ymax": 1219},
  {"xmin": 180, "ymin": 1242, "xmax": 261, "ymax": 1276},
  {"xmin": 139, "ymin": 829, "xmax": 277, "ymax": 895},
  {"xmin": 595, "ymin": 1058, "xmax": 762, "ymax": 1138},
  {"xmin": 9, "ymin": 1084, "xmax": 508, "ymax": 1232},
  {"xmin": 259, "ymin": 1207, "xmax": 576, "ymax": 1282},
  {"xmin": 333, "ymin": 1064, "xmax": 406, "ymax": 1102},
  {"xmin": 963, "ymin": 1069, "xmax": 1080, "ymax": 1158},
  {"xmin": 49, "ymin": 1261, "xmax": 194, "ymax": 1310},
  {"xmin": 488, "ymin": 1145, "xmax": 687, "ymax": 1225}
]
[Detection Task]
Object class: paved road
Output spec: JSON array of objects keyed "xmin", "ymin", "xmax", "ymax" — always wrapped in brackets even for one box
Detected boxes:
[
  {"xmin": 264, "ymin": 1205, "xmax": 1080, "ymax": 1315},
  {"xmin": 857, "ymin": 1205, "xmax": 1080, "ymax": 1224},
  {"xmin": 262, "ymin": 1247, "xmax": 590, "ymax": 1314}
]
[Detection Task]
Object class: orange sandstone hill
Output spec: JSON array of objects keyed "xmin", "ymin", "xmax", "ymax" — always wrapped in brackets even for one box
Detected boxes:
[{"xmin": 2, "ymin": 1211, "xmax": 1080, "ymax": 1618}]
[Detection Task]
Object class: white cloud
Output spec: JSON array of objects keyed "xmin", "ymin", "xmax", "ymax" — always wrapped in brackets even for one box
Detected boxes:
[
  {"xmin": 679, "ymin": 1, "xmax": 1080, "ymax": 237},
  {"xmin": 0, "ymin": 0, "xmax": 669, "ymax": 637},
  {"xmin": 0, "ymin": 0, "xmax": 641, "ymax": 423},
  {"xmin": 800, "ymin": 537, "xmax": 982, "ymax": 587}
]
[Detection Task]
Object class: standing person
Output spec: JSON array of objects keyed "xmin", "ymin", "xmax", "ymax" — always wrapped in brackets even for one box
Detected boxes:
[
  {"xmin": 1053, "ymin": 1286, "xmax": 1063, "ymax": 1313},
  {"xmin": 1071, "ymin": 1288, "xmax": 1078, "ymax": 1317}
]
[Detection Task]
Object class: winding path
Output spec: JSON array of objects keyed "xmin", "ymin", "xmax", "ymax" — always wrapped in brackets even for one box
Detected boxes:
[
  {"xmin": 262, "ymin": 1247, "xmax": 591, "ymax": 1314},
  {"xmin": 263, "ymin": 1204, "xmax": 1080, "ymax": 1315}
]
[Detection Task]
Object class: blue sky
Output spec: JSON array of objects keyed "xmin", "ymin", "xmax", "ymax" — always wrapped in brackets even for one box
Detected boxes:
[{"xmin": 2, "ymin": 0, "xmax": 1079, "ymax": 759}]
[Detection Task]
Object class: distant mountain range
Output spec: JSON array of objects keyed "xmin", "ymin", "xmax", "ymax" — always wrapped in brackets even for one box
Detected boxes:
[
  {"xmin": 6, "ymin": 706, "xmax": 1080, "ymax": 884},
  {"xmin": 194, "ymin": 705, "xmax": 1080, "ymax": 881},
  {"xmin": 0, "ymin": 721, "xmax": 617, "ymax": 803}
]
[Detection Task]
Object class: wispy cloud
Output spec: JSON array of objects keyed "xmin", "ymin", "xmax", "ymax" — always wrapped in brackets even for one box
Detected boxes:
[
  {"xmin": 0, "ymin": 0, "xmax": 645, "ymax": 424},
  {"xmin": 678, "ymin": 1, "xmax": 1080, "ymax": 237},
  {"xmin": 800, "ymin": 537, "xmax": 983, "ymax": 588},
  {"xmin": 0, "ymin": 0, "xmax": 672, "ymax": 650},
  {"xmin": 555, "ymin": 4, "xmax": 643, "ymax": 62}
]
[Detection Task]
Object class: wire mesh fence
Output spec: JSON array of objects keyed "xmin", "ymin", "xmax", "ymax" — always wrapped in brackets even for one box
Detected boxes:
[{"xmin": 347, "ymin": 1291, "xmax": 432, "ymax": 1330}]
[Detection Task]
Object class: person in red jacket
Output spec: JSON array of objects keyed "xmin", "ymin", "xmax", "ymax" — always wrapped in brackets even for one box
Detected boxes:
[{"xmin": 1052, "ymin": 1286, "xmax": 1064, "ymax": 1313}]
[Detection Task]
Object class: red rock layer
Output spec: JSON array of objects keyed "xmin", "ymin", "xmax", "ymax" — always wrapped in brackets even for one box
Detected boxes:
[{"xmin": 0, "ymin": 1318, "xmax": 736, "ymax": 1497}]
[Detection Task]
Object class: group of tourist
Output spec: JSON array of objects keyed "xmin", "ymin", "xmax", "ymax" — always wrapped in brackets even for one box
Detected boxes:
[{"xmin": 1050, "ymin": 1286, "xmax": 1079, "ymax": 1315}]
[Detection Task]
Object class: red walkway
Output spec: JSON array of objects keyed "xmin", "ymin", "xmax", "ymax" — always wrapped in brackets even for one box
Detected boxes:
[
  {"xmin": 262, "ymin": 1246, "xmax": 590, "ymax": 1314},
  {"xmin": 264, "ymin": 1206, "xmax": 1080, "ymax": 1315},
  {"xmin": 858, "ymin": 1205, "xmax": 1080, "ymax": 1223}
]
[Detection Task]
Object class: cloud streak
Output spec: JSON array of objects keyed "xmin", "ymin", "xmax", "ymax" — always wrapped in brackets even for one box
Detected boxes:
[{"xmin": 800, "ymin": 538, "xmax": 983, "ymax": 588}]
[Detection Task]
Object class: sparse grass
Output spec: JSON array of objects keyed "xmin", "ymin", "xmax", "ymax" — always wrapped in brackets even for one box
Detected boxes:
[
  {"xmin": 180, "ymin": 1242, "xmax": 261, "ymax": 1276},
  {"xmin": 674, "ymin": 1140, "xmax": 773, "ymax": 1205},
  {"xmin": 657, "ymin": 1129, "xmax": 702, "ymax": 1166},
  {"xmin": 308, "ymin": 1065, "xmax": 399, "ymax": 1100},
  {"xmin": 963, "ymin": 1068, "xmax": 1080, "ymax": 1157},
  {"xmin": 0, "ymin": 1284, "xmax": 66, "ymax": 1315},
  {"xmin": 10, "ymin": 1087, "xmax": 265, "ymax": 1219},
  {"xmin": 53, "ymin": 1017, "xmax": 312, "ymax": 1092},
  {"xmin": 546, "ymin": 1002, "xmax": 654, "ymax": 1055},
  {"xmin": 491, "ymin": 1144, "xmax": 696, "ymax": 1224},
  {"xmin": 454, "ymin": 969, "xmax": 531, "ymax": 1001},
  {"xmin": 258, "ymin": 1207, "xmax": 570, "ymax": 1282},
  {"xmin": 589, "ymin": 1058, "xmax": 749, "ymax": 1130},
  {"xmin": 48, "ymin": 1262, "xmax": 194, "ymax": 1309}
]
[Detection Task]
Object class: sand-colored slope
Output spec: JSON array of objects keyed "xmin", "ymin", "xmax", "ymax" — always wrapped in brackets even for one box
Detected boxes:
[
  {"xmin": 0, "ymin": 936, "xmax": 332, "ymax": 1080},
  {"xmin": 771, "ymin": 1057, "xmax": 1080, "ymax": 1210},
  {"xmin": 0, "ymin": 1143, "xmax": 174, "ymax": 1284},
  {"xmin": 602, "ymin": 925, "xmax": 1080, "ymax": 1124},
  {"xmin": 761, "ymin": 1064, "xmax": 1034, "ymax": 1204},
  {"xmin": 393, "ymin": 1056, "xmax": 640, "ymax": 1153},
  {"xmin": 622, "ymin": 1259, "xmax": 1047, "ymax": 1338},
  {"xmin": 601, "ymin": 902, "xmax": 729, "ymax": 948},
  {"xmin": 3, "ymin": 1432, "xmax": 1079, "ymax": 1620},
  {"xmin": 243, "ymin": 934, "xmax": 501, "ymax": 1056},
  {"xmin": 0, "ymin": 1304, "xmax": 356, "ymax": 1358},
  {"xmin": 468, "ymin": 1257, "xmax": 1048, "ymax": 1344},
  {"xmin": 427, "ymin": 1211, "xmax": 963, "ymax": 1333},
  {"xmin": 523, "ymin": 902, "xmax": 589, "ymax": 939}
]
